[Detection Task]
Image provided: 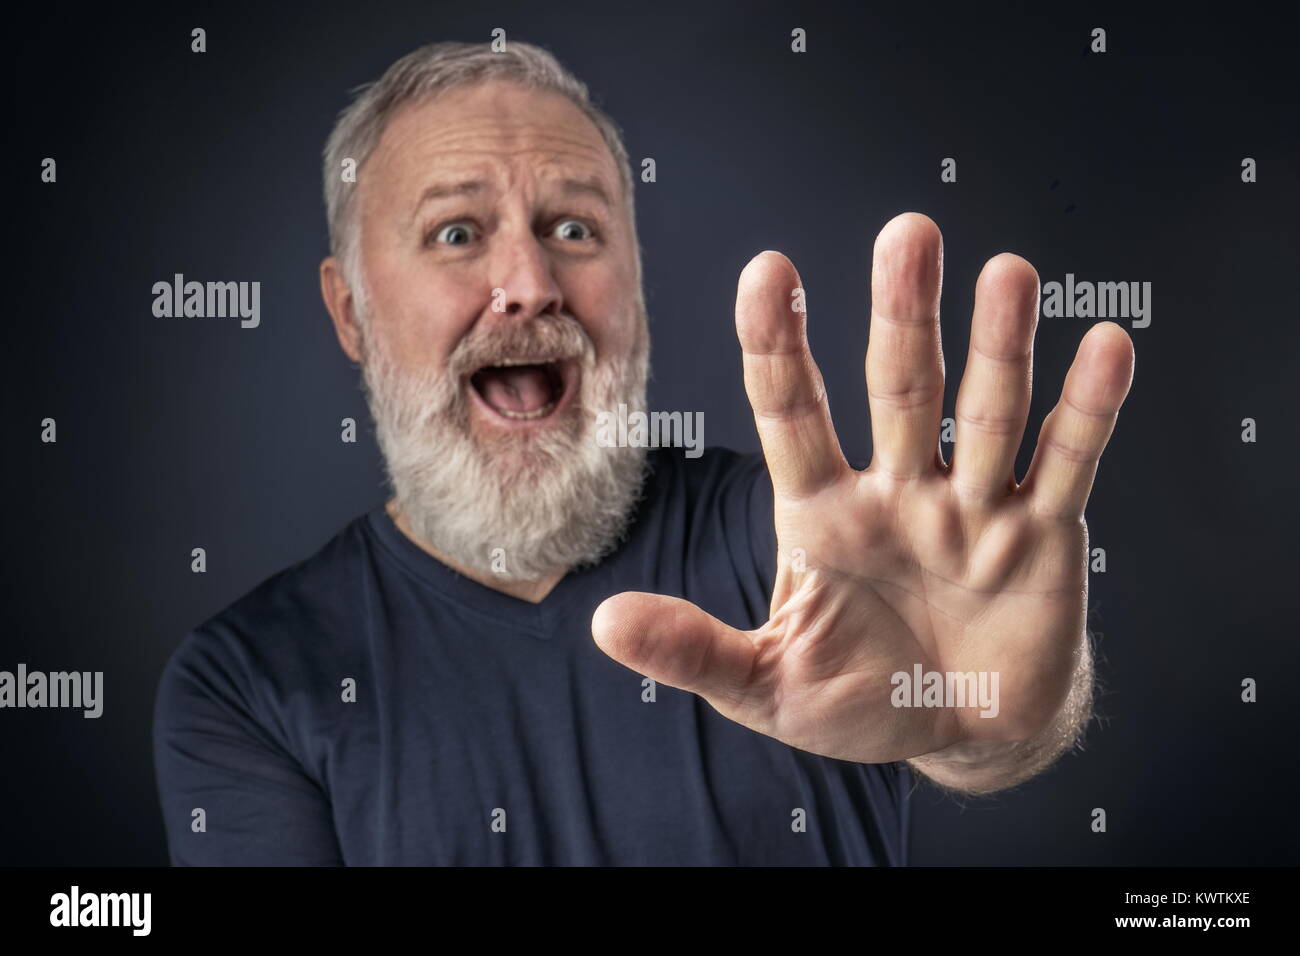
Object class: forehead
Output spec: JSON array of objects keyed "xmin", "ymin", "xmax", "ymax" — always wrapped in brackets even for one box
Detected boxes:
[{"xmin": 364, "ymin": 79, "xmax": 620, "ymax": 208}]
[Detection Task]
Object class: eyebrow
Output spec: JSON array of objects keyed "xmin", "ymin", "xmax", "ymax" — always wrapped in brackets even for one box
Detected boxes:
[
  {"xmin": 413, "ymin": 179, "xmax": 489, "ymax": 214},
  {"xmin": 555, "ymin": 176, "xmax": 613, "ymax": 206},
  {"xmin": 410, "ymin": 175, "xmax": 614, "ymax": 221}
]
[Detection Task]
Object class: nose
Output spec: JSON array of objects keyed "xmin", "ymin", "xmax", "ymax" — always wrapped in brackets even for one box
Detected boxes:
[{"xmin": 492, "ymin": 229, "xmax": 563, "ymax": 321}]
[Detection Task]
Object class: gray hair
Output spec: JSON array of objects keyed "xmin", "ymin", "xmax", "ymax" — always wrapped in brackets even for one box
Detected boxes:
[{"xmin": 322, "ymin": 40, "xmax": 639, "ymax": 319}]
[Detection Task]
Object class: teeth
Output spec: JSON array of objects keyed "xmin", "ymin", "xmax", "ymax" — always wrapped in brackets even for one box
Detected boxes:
[
  {"xmin": 496, "ymin": 402, "xmax": 557, "ymax": 420},
  {"xmin": 490, "ymin": 357, "xmax": 558, "ymax": 368}
]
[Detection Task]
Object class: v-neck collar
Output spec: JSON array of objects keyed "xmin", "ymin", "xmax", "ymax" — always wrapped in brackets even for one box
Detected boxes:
[{"xmin": 363, "ymin": 501, "xmax": 620, "ymax": 637}]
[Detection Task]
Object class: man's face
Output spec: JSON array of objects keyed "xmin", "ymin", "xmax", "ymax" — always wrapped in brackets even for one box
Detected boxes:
[
  {"xmin": 356, "ymin": 79, "xmax": 642, "ymax": 444},
  {"xmin": 337, "ymin": 79, "xmax": 650, "ymax": 582}
]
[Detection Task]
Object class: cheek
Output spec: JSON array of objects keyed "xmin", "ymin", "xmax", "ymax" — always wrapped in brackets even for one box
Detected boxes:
[
  {"xmin": 567, "ymin": 265, "xmax": 641, "ymax": 359},
  {"xmin": 370, "ymin": 265, "xmax": 475, "ymax": 364}
]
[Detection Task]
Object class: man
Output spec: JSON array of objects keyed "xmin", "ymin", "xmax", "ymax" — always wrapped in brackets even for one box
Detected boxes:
[{"xmin": 153, "ymin": 40, "xmax": 1134, "ymax": 865}]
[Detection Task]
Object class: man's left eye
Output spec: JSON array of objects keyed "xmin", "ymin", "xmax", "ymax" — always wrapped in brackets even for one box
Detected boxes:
[{"xmin": 552, "ymin": 219, "xmax": 593, "ymax": 241}]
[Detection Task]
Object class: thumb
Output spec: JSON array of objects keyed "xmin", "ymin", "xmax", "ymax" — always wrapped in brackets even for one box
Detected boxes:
[{"xmin": 592, "ymin": 592, "xmax": 759, "ymax": 710}]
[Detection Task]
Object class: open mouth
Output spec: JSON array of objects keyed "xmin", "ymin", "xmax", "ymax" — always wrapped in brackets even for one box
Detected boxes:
[{"xmin": 467, "ymin": 357, "xmax": 575, "ymax": 424}]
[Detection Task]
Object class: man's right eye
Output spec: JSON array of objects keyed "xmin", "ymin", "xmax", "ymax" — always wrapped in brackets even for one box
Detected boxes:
[{"xmin": 429, "ymin": 223, "xmax": 476, "ymax": 246}]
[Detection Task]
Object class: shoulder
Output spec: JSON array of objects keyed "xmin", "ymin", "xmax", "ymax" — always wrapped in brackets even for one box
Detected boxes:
[
  {"xmin": 643, "ymin": 446, "xmax": 770, "ymax": 508},
  {"xmin": 156, "ymin": 509, "xmax": 377, "ymax": 721},
  {"xmin": 635, "ymin": 447, "xmax": 776, "ymax": 592}
]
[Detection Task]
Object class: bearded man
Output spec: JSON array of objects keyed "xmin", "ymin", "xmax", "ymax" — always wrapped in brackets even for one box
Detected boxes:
[{"xmin": 153, "ymin": 40, "xmax": 1134, "ymax": 865}]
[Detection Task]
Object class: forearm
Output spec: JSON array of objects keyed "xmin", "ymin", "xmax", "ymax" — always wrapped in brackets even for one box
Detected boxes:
[{"xmin": 905, "ymin": 631, "xmax": 1096, "ymax": 796}]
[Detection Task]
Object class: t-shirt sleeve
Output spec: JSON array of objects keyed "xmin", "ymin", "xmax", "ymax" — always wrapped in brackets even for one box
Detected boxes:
[{"xmin": 152, "ymin": 629, "xmax": 344, "ymax": 866}]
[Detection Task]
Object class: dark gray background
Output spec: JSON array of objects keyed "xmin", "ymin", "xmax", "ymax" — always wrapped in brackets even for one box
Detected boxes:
[{"xmin": 9, "ymin": 0, "xmax": 1299, "ymax": 865}]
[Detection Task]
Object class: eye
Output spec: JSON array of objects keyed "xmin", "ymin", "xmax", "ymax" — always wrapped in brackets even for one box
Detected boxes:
[
  {"xmin": 552, "ymin": 219, "xmax": 594, "ymax": 241},
  {"xmin": 430, "ymin": 223, "xmax": 476, "ymax": 246}
]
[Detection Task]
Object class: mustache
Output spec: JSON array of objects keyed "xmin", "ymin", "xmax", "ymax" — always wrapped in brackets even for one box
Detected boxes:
[{"xmin": 447, "ymin": 312, "xmax": 594, "ymax": 380}]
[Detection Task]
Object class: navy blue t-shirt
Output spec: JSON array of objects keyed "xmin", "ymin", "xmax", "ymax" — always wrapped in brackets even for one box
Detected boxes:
[{"xmin": 153, "ymin": 448, "xmax": 911, "ymax": 865}]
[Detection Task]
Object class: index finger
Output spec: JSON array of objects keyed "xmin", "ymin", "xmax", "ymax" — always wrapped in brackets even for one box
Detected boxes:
[{"xmin": 736, "ymin": 251, "xmax": 848, "ymax": 499}]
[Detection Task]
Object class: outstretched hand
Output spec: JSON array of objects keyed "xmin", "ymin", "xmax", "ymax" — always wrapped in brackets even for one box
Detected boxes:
[{"xmin": 592, "ymin": 213, "xmax": 1134, "ymax": 770}]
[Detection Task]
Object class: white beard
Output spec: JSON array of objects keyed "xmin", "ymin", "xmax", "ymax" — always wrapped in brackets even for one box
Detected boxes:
[{"xmin": 358, "ymin": 305, "xmax": 650, "ymax": 583}]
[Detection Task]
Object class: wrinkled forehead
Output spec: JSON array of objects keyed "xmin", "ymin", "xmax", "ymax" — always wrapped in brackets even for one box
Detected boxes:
[{"xmin": 361, "ymin": 80, "xmax": 622, "ymax": 219}]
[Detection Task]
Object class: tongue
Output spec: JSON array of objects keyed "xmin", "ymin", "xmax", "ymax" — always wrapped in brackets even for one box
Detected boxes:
[{"xmin": 476, "ymin": 365, "xmax": 552, "ymax": 413}]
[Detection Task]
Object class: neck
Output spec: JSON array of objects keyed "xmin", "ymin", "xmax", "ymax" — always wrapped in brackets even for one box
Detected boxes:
[{"xmin": 384, "ymin": 499, "xmax": 566, "ymax": 604}]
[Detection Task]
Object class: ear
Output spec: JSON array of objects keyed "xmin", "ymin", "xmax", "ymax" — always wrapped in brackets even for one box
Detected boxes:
[{"xmin": 320, "ymin": 255, "xmax": 363, "ymax": 363}]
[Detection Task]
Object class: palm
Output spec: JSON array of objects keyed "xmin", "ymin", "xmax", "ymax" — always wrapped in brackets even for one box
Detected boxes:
[
  {"xmin": 594, "ymin": 213, "xmax": 1133, "ymax": 766},
  {"xmin": 754, "ymin": 475, "xmax": 1087, "ymax": 763}
]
